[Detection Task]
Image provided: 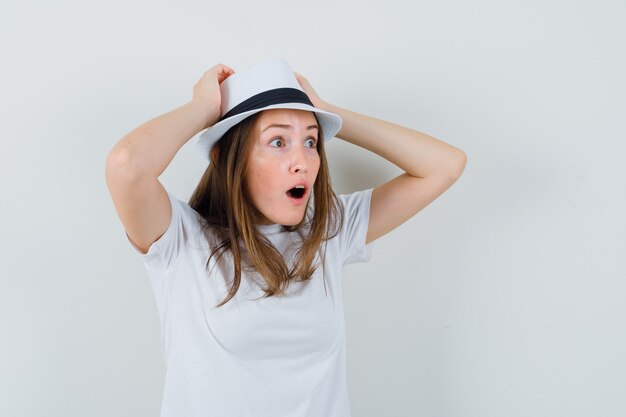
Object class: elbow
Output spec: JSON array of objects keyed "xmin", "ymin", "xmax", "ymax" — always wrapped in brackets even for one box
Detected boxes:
[
  {"xmin": 105, "ymin": 146, "xmax": 143, "ymax": 184},
  {"xmin": 456, "ymin": 149, "xmax": 468, "ymax": 173},
  {"xmin": 443, "ymin": 148, "xmax": 467, "ymax": 180}
]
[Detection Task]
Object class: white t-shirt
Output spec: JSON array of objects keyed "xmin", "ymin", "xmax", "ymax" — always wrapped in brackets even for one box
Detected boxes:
[{"xmin": 126, "ymin": 188, "xmax": 374, "ymax": 417}]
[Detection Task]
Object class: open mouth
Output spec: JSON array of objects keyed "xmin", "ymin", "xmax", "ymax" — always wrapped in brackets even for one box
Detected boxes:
[{"xmin": 286, "ymin": 185, "xmax": 306, "ymax": 199}]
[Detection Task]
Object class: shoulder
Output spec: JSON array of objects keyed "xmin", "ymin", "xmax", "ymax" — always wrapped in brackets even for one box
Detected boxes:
[
  {"xmin": 164, "ymin": 191, "xmax": 202, "ymax": 229},
  {"xmin": 166, "ymin": 191, "xmax": 218, "ymax": 249},
  {"xmin": 326, "ymin": 188, "xmax": 375, "ymax": 264},
  {"xmin": 335, "ymin": 188, "xmax": 374, "ymax": 219}
]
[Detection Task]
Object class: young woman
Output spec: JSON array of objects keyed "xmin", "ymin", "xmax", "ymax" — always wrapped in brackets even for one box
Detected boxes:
[{"xmin": 105, "ymin": 58, "xmax": 466, "ymax": 417}]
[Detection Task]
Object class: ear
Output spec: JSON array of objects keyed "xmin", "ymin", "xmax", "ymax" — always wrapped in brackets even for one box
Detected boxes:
[{"xmin": 210, "ymin": 146, "xmax": 219, "ymax": 164}]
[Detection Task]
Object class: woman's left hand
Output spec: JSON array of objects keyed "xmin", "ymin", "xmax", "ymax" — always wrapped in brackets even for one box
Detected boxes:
[{"xmin": 294, "ymin": 71, "xmax": 327, "ymax": 109}]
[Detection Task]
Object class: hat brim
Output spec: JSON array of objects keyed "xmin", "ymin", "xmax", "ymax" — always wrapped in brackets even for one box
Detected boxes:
[{"xmin": 194, "ymin": 102, "xmax": 342, "ymax": 161}]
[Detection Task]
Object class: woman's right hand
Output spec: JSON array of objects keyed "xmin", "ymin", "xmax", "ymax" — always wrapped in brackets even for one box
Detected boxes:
[{"xmin": 192, "ymin": 63, "xmax": 235, "ymax": 130}]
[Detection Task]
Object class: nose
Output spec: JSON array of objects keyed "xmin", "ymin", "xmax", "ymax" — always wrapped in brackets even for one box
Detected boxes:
[{"xmin": 289, "ymin": 146, "xmax": 308, "ymax": 174}]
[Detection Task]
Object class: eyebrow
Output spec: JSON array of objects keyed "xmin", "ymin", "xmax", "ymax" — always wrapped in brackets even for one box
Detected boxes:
[{"xmin": 261, "ymin": 123, "xmax": 319, "ymax": 132}]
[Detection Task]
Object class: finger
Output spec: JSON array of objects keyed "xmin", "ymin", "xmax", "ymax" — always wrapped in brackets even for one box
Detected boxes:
[
  {"xmin": 218, "ymin": 64, "xmax": 234, "ymax": 75},
  {"xmin": 201, "ymin": 64, "xmax": 231, "ymax": 80},
  {"xmin": 217, "ymin": 65, "xmax": 235, "ymax": 82}
]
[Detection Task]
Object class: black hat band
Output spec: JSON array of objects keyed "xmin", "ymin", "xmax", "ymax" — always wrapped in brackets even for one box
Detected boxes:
[{"xmin": 220, "ymin": 87, "xmax": 314, "ymax": 122}]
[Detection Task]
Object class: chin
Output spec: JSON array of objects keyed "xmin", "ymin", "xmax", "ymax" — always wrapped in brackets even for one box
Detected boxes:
[
  {"xmin": 279, "ymin": 216, "xmax": 305, "ymax": 227},
  {"xmin": 268, "ymin": 210, "xmax": 307, "ymax": 227}
]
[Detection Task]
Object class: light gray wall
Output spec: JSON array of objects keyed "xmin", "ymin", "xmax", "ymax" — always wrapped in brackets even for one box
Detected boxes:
[{"xmin": 1, "ymin": 1, "xmax": 624, "ymax": 416}]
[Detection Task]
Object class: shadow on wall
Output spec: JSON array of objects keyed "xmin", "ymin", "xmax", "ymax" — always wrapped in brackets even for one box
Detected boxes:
[{"xmin": 326, "ymin": 139, "xmax": 401, "ymax": 194}]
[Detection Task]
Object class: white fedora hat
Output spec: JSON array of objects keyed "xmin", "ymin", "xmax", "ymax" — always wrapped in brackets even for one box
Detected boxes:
[{"xmin": 194, "ymin": 58, "xmax": 342, "ymax": 161}]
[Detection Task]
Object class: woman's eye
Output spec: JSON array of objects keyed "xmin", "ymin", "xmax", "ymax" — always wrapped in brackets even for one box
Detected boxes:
[
  {"xmin": 269, "ymin": 137, "xmax": 284, "ymax": 147},
  {"xmin": 305, "ymin": 138, "xmax": 317, "ymax": 148}
]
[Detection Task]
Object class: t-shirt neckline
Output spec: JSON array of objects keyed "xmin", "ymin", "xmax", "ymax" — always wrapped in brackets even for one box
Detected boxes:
[{"xmin": 257, "ymin": 223, "xmax": 285, "ymax": 235}]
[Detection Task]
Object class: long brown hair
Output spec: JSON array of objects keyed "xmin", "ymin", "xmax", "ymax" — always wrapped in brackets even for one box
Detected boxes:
[{"xmin": 189, "ymin": 110, "xmax": 343, "ymax": 308}]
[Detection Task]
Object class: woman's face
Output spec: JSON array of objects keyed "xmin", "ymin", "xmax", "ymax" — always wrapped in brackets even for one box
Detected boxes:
[{"xmin": 246, "ymin": 108, "xmax": 321, "ymax": 226}]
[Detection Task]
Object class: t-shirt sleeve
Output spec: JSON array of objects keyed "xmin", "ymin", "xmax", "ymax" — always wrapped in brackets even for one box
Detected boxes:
[
  {"xmin": 125, "ymin": 190, "xmax": 196, "ymax": 271},
  {"xmin": 337, "ymin": 188, "xmax": 375, "ymax": 265}
]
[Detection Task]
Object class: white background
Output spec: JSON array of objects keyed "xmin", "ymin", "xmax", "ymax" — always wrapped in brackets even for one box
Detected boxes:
[{"xmin": 1, "ymin": 0, "xmax": 625, "ymax": 416}]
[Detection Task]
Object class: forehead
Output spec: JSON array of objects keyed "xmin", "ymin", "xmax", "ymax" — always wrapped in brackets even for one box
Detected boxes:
[{"xmin": 257, "ymin": 108, "xmax": 318, "ymax": 129}]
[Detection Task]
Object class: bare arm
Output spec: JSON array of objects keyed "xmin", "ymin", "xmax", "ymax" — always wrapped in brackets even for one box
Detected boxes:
[
  {"xmin": 107, "ymin": 64, "xmax": 234, "ymax": 176},
  {"xmin": 107, "ymin": 100, "xmax": 217, "ymax": 176},
  {"xmin": 294, "ymin": 71, "xmax": 467, "ymax": 245},
  {"xmin": 105, "ymin": 64, "xmax": 234, "ymax": 253}
]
